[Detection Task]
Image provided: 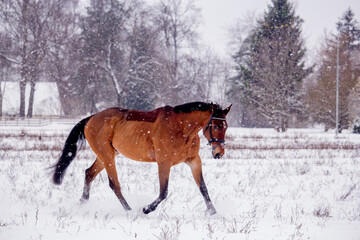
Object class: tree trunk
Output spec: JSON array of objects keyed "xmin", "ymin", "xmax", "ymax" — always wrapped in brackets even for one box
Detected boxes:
[
  {"xmin": 27, "ymin": 80, "xmax": 36, "ymax": 118},
  {"xmin": 20, "ymin": 48, "xmax": 28, "ymax": 118},
  {"xmin": 19, "ymin": 80, "xmax": 26, "ymax": 118},
  {"xmin": 281, "ymin": 121, "xmax": 287, "ymax": 132},
  {"xmin": 117, "ymin": 92, "xmax": 121, "ymax": 107},
  {"xmin": 55, "ymin": 79, "xmax": 67, "ymax": 115},
  {"xmin": 53, "ymin": 60, "xmax": 70, "ymax": 115},
  {"xmin": 0, "ymin": 82, "xmax": 2, "ymax": 117},
  {"xmin": 19, "ymin": 0, "xmax": 29, "ymax": 118}
]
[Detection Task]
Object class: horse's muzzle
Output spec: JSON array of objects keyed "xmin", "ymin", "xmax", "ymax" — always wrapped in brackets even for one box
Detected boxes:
[{"xmin": 212, "ymin": 143, "xmax": 225, "ymax": 159}]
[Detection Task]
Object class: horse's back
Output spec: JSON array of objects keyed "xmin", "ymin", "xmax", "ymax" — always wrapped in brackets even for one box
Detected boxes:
[
  {"xmin": 85, "ymin": 107, "xmax": 171, "ymax": 162},
  {"xmin": 85, "ymin": 106, "xmax": 168, "ymax": 129}
]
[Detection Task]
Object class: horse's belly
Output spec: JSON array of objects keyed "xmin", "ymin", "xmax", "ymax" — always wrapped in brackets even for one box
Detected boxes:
[
  {"xmin": 112, "ymin": 125, "xmax": 156, "ymax": 162},
  {"xmin": 117, "ymin": 146, "xmax": 156, "ymax": 162}
]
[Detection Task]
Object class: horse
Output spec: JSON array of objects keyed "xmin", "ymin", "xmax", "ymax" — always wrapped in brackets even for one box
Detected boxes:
[{"xmin": 52, "ymin": 102, "xmax": 231, "ymax": 215}]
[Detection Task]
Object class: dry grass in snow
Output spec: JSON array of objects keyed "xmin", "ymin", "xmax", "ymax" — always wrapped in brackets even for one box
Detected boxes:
[{"xmin": 0, "ymin": 125, "xmax": 359, "ymax": 239}]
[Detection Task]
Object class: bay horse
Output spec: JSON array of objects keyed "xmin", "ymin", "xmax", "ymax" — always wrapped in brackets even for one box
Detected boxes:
[{"xmin": 52, "ymin": 102, "xmax": 231, "ymax": 215}]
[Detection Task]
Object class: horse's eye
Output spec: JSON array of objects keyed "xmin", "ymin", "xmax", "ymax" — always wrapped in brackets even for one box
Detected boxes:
[{"xmin": 214, "ymin": 125, "xmax": 219, "ymax": 130}]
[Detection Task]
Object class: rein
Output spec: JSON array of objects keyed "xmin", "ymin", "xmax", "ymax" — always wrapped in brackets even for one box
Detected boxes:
[{"xmin": 203, "ymin": 115, "xmax": 226, "ymax": 147}]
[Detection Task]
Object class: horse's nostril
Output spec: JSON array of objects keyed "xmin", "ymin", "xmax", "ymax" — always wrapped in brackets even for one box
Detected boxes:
[{"xmin": 214, "ymin": 153, "xmax": 221, "ymax": 159}]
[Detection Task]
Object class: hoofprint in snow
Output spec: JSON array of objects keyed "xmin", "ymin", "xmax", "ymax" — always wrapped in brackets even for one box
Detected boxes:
[{"xmin": 0, "ymin": 124, "xmax": 359, "ymax": 240}]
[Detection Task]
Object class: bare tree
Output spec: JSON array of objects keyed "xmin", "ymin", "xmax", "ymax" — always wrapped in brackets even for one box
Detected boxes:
[
  {"xmin": 0, "ymin": 0, "xmax": 228, "ymax": 116},
  {"xmin": 26, "ymin": 1, "xmax": 55, "ymax": 117},
  {"xmin": 45, "ymin": 0, "xmax": 80, "ymax": 115},
  {"xmin": 179, "ymin": 48, "xmax": 229, "ymax": 104},
  {"xmin": 0, "ymin": 0, "xmax": 58, "ymax": 117},
  {"xmin": 226, "ymin": 11, "xmax": 257, "ymax": 57},
  {"xmin": 0, "ymin": 0, "xmax": 29, "ymax": 117},
  {"xmin": 154, "ymin": 0, "xmax": 201, "ymax": 104},
  {"xmin": 0, "ymin": 32, "xmax": 15, "ymax": 117},
  {"xmin": 306, "ymin": 9, "xmax": 360, "ymax": 131}
]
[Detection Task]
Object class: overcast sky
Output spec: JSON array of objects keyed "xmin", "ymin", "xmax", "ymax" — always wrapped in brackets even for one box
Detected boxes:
[{"xmin": 196, "ymin": 0, "xmax": 360, "ymax": 57}]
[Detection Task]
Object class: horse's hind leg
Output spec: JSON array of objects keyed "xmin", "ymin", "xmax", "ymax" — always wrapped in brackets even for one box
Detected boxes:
[
  {"xmin": 104, "ymin": 157, "xmax": 132, "ymax": 211},
  {"xmin": 81, "ymin": 157, "xmax": 104, "ymax": 201},
  {"xmin": 186, "ymin": 156, "xmax": 216, "ymax": 215},
  {"xmin": 88, "ymin": 137, "xmax": 131, "ymax": 211},
  {"xmin": 143, "ymin": 162, "xmax": 171, "ymax": 214}
]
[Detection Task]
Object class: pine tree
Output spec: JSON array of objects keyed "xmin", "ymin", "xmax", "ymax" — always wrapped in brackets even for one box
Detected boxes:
[
  {"xmin": 229, "ymin": 0, "xmax": 312, "ymax": 131},
  {"xmin": 76, "ymin": 0, "xmax": 165, "ymax": 113},
  {"xmin": 124, "ymin": 11, "xmax": 163, "ymax": 111},
  {"xmin": 307, "ymin": 8, "xmax": 360, "ymax": 131},
  {"xmin": 154, "ymin": 0, "xmax": 201, "ymax": 105},
  {"xmin": 79, "ymin": 0, "xmax": 127, "ymax": 113}
]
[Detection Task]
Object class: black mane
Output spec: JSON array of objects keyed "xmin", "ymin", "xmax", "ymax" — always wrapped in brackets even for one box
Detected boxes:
[{"xmin": 173, "ymin": 102, "xmax": 222, "ymax": 114}]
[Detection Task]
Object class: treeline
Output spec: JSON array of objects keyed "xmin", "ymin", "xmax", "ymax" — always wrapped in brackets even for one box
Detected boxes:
[
  {"xmin": 227, "ymin": 0, "xmax": 360, "ymax": 131},
  {"xmin": 0, "ymin": 0, "xmax": 225, "ymax": 117},
  {"xmin": 0, "ymin": 0, "xmax": 359, "ymax": 132}
]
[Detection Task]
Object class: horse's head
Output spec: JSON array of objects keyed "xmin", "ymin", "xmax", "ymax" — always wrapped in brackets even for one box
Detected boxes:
[{"xmin": 203, "ymin": 104, "xmax": 232, "ymax": 159}]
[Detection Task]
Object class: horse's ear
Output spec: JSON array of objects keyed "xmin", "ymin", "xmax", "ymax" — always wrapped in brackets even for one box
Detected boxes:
[
  {"xmin": 210, "ymin": 102, "xmax": 216, "ymax": 113},
  {"xmin": 223, "ymin": 104, "xmax": 232, "ymax": 115}
]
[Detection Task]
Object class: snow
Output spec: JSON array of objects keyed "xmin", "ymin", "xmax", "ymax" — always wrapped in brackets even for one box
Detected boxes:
[
  {"xmin": 1, "ymin": 82, "xmax": 61, "ymax": 116},
  {"xmin": 0, "ymin": 124, "xmax": 360, "ymax": 239}
]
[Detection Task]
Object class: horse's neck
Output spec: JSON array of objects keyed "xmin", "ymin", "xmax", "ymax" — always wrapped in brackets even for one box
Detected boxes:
[{"xmin": 179, "ymin": 111, "xmax": 211, "ymax": 136}]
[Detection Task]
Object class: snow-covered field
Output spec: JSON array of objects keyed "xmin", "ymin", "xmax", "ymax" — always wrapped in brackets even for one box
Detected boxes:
[{"xmin": 0, "ymin": 124, "xmax": 360, "ymax": 240}]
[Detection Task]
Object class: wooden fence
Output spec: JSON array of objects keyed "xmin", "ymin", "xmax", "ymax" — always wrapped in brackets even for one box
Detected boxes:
[{"xmin": 0, "ymin": 117, "xmax": 81, "ymax": 127}]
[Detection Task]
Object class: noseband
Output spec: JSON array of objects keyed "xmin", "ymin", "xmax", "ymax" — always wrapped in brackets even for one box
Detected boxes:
[{"xmin": 203, "ymin": 115, "xmax": 226, "ymax": 146}]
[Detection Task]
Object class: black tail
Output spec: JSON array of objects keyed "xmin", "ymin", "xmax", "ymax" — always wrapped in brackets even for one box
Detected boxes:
[{"xmin": 53, "ymin": 117, "xmax": 92, "ymax": 185}]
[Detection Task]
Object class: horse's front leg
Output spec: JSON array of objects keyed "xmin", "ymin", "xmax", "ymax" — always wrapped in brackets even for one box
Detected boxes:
[
  {"xmin": 186, "ymin": 156, "xmax": 216, "ymax": 215},
  {"xmin": 143, "ymin": 162, "xmax": 171, "ymax": 214}
]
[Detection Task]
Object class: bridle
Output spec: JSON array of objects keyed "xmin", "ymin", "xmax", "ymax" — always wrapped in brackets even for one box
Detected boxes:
[{"xmin": 203, "ymin": 115, "xmax": 226, "ymax": 149}]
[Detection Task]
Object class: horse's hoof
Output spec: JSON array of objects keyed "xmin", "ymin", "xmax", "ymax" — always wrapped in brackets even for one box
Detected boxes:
[
  {"xmin": 120, "ymin": 201, "xmax": 132, "ymax": 211},
  {"xmin": 207, "ymin": 208, "xmax": 217, "ymax": 215},
  {"xmin": 143, "ymin": 205, "xmax": 156, "ymax": 214},
  {"xmin": 143, "ymin": 207, "xmax": 151, "ymax": 214},
  {"xmin": 80, "ymin": 196, "xmax": 89, "ymax": 203}
]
